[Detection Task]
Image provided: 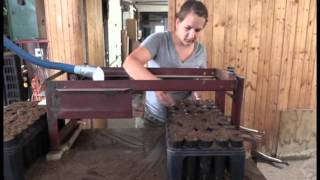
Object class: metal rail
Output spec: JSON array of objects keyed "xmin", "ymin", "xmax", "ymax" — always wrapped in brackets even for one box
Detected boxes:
[{"xmin": 45, "ymin": 68, "xmax": 244, "ymax": 150}]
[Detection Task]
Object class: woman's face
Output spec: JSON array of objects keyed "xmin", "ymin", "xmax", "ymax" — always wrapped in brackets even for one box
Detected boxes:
[{"xmin": 175, "ymin": 12, "xmax": 206, "ymax": 46}]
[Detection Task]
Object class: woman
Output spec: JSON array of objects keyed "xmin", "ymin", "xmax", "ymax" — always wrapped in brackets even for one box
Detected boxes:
[{"xmin": 123, "ymin": 1, "xmax": 208, "ymax": 126}]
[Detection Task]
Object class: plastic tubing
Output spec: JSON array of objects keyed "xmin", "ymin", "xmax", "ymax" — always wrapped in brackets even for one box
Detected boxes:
[{"xmin": 3, "ymin": 35, "xmax": 104, "ymax": 80}]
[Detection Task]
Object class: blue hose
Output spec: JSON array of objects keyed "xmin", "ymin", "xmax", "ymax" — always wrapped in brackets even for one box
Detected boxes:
[
  {"xmin": 3, "ymin": 35, "xmax": 105, "ymax": 80},
  {"xmin": 3, "ymin": 35, "xmax": 75, "ymax": 73}
]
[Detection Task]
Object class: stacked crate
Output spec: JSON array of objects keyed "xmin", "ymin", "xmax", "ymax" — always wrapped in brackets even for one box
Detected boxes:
[
  {"xmin": 166, "ymin": 100, "xmax": 246, "ymax": 180},
  {"xmin": 3, "ymin": 53, "xmax": 28, "ymax": 105},
  {"xmin": 4, "ymin": 101, "xmax": 49, "ymax": 180}
]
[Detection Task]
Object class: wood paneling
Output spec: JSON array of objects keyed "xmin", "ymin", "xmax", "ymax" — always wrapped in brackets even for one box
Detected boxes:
[
  {"xmin": 44, "ymin": 0, "xmax": 85, "ymax": 79},
  {"xmin": 246, "ymin": 0, "xmax": 262, "ymax": 130},
  {"xmin": 210, "ymin": 0, "xmax": 226, "ymax": 102},
  {"xmin": 44, "ymin": 0, "xmax": 105, "ymax": 70},
  {"xmin": 61, "ymin": 0, "xmax": 72, "ymax": 66},
  {"xmin": 288, "ymin": 0, "xmax": 312, "ymax": 109},
  {"xmin": 235, "ymin": 0, "xmax": 250, "ymax": 126},
  {"xmin": 35, "ymin": 0, "xmax": 47, "ymax": 39},
  {"xmin": 86, "ymin": 0, "xmax": 105, "ymax": 67},
  {"xmin": 44, "ymin": 0, "xmax": 105, "ymax": 128},
  {"xmin": 254, "ymin": 0, "xmax": 275, "ymax": 153},
  {"xmin": 176, "ymin": 0, "xmax": 186, "ymax": 15},
  {"xmin": 298, "ymin": 0, "xmax": 316, "ymax": 108},
  {"xmin": 310, "ymin": 59, "xmax": 317, "ymax": 109},
  {"xmin": 74, "ymin": 0, "xmax": 86, "ymax": 65},
  {"xmin": 264, "ymin": 0, "xmax": 287, "ymax": 154},
  {"xmin": 168, "ymin": 0, "xmax": 175, "ymax": 32},
  {"xmin": 199, "ymin": 0, "xmax": 214, "ymax": 100},
  {"xmin": 169, "ymin": 0, "xmax": 317, "ymax": 154},
  {"xmin": 277, "ymin": 0, "xmax": 299, "ymax": 111},
  {"xmin": 85, "ymin": 0, "xmax": 106, "ymax": 128},
  {"xmin": 212, "ymin": 0, "xmax": 226, "ymax": 69}
]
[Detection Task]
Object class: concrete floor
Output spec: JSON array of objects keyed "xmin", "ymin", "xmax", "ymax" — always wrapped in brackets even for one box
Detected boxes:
[
  {"xmin": 22, "ymin": 117, "xmax": 316, "ymax": 180},
  {"xmin": 257, "ymin": 150, "xmax": 316, "ymax": 180},
  {"xmin": 107, "ymin": 118, "xmax": 317, "ymax": 180},
  {"xmin": 27, "ymin": 94, "xmax": 315, "ymax": 180}
]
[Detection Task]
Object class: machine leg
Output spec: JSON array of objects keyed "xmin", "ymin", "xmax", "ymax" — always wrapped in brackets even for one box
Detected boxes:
[{"xmin": 48, "ymin": 115, "xmax": 60, "ymax": 151}]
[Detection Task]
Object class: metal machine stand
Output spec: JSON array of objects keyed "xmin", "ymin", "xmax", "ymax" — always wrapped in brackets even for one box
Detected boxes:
[{"xmin": 45, "ymin": 68, "xmax": 244, "ymax": 154}]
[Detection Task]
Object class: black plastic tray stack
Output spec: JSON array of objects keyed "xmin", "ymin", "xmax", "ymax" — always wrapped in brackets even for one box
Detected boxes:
[
  {"xmin": 3, "ymin": 53, "xmax": 28, "ymax": 105},
  {"xmin": 166, "ymin": 100, "xmax": 245, "ymax": 180},
  {"xmin": 4, "ymin": 101, "xmax": 49, "ymax": 180}
]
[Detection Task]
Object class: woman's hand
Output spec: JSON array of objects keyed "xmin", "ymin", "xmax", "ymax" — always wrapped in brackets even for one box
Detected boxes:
[{"xmin": 155, "ymin": 91, "xmax": 175, "ymax": 107}]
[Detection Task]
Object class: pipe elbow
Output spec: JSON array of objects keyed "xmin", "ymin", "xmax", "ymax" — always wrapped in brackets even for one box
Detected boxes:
[{"xmin": 74, "ymin": 65, "xmax": 105, "ymax": 81}]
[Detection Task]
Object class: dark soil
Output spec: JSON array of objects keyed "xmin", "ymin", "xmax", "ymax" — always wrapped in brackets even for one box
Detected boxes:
[
  {"xmin": 4, "ymin": 101, "xmax": 46, "ymax": 141},
  {"xmin": 167, "ymin": 100, "xmax": 244, "ymax": 149}
]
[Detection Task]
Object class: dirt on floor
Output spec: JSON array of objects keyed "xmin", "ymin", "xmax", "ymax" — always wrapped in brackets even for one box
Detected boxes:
[
  {"xmin": 13, "ymin": 97, "xmax": 316, "ymax": 180},
  {"xmin": 25, "ymin": 128, "xmax": 167, "ymax": 180},
  {"xmin": 257, "ymin": 149, "xmax": 317, "ymax": 180}
]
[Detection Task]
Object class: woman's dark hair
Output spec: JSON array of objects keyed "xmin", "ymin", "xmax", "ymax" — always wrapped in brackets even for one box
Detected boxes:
[{"xmin": 176, "ymin": 1, "xmax": 208, "ymax": 24}]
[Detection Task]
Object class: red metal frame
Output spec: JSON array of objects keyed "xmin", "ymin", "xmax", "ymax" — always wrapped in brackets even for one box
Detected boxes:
[{"xmin": 45, "ymin": 68, "xmax": 244, "ymax": 150}]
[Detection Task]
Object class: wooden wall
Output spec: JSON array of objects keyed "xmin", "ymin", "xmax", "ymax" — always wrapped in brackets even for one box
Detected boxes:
[
  {"xmin": 35, "ymin": 0, "xmax": 47, "ymax": 39},
  {"xmin": 44, "ymin": 0, "xmax": 86, "ymax": 78},
  {"xmin": 169, "ymin": 0, "xmax": 317, "ymax": 154},
  {"xmin": 44, "ymin": 0, "xmax": 106, "ymax": 128},
  {"xmin": 44, "ymin": 0, "xmax": 105, "ymax": 77},
  {"xmin": 84, "ymin": 0, "xmax": 106, "ymax": 128},
  {"xmin": 85, "ymin": 0, "xmax": 105, "ymax": 67}
]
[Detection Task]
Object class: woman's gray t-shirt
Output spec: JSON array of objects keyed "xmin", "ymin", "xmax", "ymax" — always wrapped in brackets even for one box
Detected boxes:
[{"xmin": 141, "ymin": 31, "xmax": 207, "ymax": 122}]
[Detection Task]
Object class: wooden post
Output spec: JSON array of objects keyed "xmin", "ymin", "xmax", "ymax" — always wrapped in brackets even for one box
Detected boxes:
[
  {"xmin": 85, "ymin": 0, "xmax": 105, "ymax": 67},
  {"xmin": 44, "ymin": 0, "xmax": 106, "ymax": 128},
  {"xmin": 44, "ymin": 0, "xmax": 86, "ymax": 79},
  {"xmin": 35, "ymin": 0, "xmax": 47, "ymax": 39},
  {"xmin": 85, "ymin": 0, "xmax": 106, "ymax": 128}
]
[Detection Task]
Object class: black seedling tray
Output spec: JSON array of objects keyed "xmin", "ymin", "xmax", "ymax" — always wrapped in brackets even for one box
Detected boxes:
[
  {"xmin": 4, "ymin": 115, "xmax": 49, "ymax": 180},
  {"xmin": 166, "ymin": 100, "xmax": 245, "ymax": 180}
]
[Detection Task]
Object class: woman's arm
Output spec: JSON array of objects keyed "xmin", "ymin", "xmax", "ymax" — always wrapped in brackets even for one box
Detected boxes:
[
  {"xmin": 123, "ymin": 46, "xmax": 159, "ymax": 80},
  {"xmin": 123, "ymin": 46, "xmax": 175, "ymax": 106}
]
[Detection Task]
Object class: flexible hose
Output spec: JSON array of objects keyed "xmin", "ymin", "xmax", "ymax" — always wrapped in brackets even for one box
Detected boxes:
[
  {"xmin": 3, "ymin": 35, "xmax": 105, "ymax": 80},
  {"xmin": 3, "ymin": 35, "xmax": 74, "ymax": 73}
]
